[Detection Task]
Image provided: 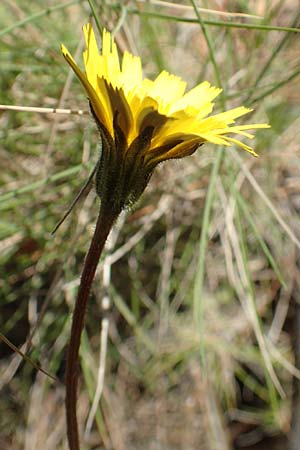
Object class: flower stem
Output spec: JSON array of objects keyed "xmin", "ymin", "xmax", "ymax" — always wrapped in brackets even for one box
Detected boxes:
[{"xmin": 65, "ymin": 204, "xmax": 119, "ymax": 450}]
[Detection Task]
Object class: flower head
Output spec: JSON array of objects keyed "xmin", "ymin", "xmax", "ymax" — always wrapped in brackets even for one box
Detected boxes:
[{"xmin": 62, "ymin": 24, "xmax": 269, "ymax": 212}]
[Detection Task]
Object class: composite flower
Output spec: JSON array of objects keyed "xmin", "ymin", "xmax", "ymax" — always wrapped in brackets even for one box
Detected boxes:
[{"xmin": 61, "ymin": 24, "xmax": 269, "ymax": 212}]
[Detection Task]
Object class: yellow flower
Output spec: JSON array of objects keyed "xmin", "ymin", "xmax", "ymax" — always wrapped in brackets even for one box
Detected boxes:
[{"xmin": 61, "ymin": 24, "xmax": 269, "ymax": 212}]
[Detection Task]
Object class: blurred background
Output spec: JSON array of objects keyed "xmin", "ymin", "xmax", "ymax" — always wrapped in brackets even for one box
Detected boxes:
[{"xmin": 1, "ymin": 1, "xmax": 300, "ymax": 449}]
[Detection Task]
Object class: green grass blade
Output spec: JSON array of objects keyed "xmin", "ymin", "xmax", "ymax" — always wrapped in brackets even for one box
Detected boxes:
[
  {"xmin": 120, "ymin": 7, "xmax": 300, "ymax": 33},
  {"xmin": 236, "ymin": 191, "xmax": 286, "ymax": 287},
  {"xmin": 0, "ymin": 0, "xmax": 80, "ymax": 37},
  {"xmin": 0, "ymin": 163, "xmax": 92, "ymax": 205}
]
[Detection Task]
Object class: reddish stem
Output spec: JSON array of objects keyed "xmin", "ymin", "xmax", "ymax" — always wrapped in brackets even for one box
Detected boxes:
[{"xmin": 65, "ymin": 204, "xmax": 118, "ymax": 450}]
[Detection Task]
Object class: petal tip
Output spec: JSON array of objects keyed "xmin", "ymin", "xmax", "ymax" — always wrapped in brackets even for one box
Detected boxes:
[{"xmin": 61, "ymin": 43, "xmax": 67, "ymax": 55}]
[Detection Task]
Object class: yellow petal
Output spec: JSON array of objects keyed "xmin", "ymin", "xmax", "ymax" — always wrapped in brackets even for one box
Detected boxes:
[
  {"xmin": 61, "ymin": 44, "xmax": 112, "ymax": 134},
  {"xmin": 151, "ymin": 116, "xmax": 198, "ymax": 147},
  {"xmin": 103, "ymin": 80, "xmax": 134, "ymax": 137},
  {"xmin": 211, "ymin": 106, "xmax": 252, "ymax": 124},
  {"xmin": 170, "ymin": 81, "xmax": 221, "ymax": 117},
  {"xmin": 146, "ymin": 71, "xmax": 186, "ymax": 115},
  {"xmin": 83, "ymin": 23, "xmax": 102, "ymax": 87},
  {"xmin": 194, "ymin": 132, "xmax": 231, "ymax": 146},
  {"xmin": 146, "ymin": 138, "xmax": 202, "ymax": 168},
  {"xmin": 121, "ymin": 51, "xmax": 143, "ymax": 97},
  {"xmin": 222, "ymin": 136, "xmax": 258, "ymax": 156},
  {"xmin": 101, "ymin": 29, "xmax": 121, "ymax": 86}
]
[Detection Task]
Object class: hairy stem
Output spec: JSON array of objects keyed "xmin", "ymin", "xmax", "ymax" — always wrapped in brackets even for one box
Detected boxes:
[{"xmin": 65, "ymin": 204, "xmax": 119, "ymax": 450}]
